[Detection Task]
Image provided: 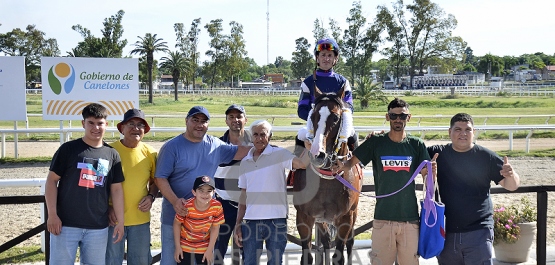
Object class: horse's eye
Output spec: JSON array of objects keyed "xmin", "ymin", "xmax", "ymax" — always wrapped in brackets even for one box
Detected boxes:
[{"xmin": 332, "ymin": 114, "xmax": 340, "ymax": 123}]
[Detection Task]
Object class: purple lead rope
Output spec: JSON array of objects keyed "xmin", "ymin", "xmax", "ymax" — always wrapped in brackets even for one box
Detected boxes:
[{"xmin": 334, "ymin": 160, "xmax": 431, "ymax": 199}]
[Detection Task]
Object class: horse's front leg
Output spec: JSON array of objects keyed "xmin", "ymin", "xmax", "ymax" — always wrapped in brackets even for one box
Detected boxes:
[
  {"xmin": 297, "ymin": 212, "xmax": 315, "ymax": 265},
  {"xmin": 345, "ymin": 210, "xmax": 357, "ymax": 265},
  {"xmin": 332, "ymin": 211, "xmax": 357, "ymax": 265},
  {"xmin": 338, "ymin": 142, "xmax": 349, "ymax": 157},
  {"xmin": 316, "ymin": 222, "xmax": 332, "ymax": 265}
]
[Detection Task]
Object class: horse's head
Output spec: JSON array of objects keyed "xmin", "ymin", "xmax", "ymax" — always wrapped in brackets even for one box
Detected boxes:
[{"xmin": 309, "ymin": 85, "xmax": 348, "ymax": 169}]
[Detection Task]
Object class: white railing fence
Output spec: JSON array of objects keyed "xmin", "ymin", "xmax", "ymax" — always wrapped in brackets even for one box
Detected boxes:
[
  {"xmin": 20, "ymin": 113, "xmax": 555, "ymax": 129},
  {"xmin": 25, "ymin": 86, "xmax": 555, "ymax": 97}
]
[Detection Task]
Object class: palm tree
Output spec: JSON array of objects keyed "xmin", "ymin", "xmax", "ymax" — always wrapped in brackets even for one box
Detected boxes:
[
  {"xmin": 130, "ymin": 33, "xmax": 168, "ymax": 104},
  {"xmin": 160, "ymin": 51, "xmax": 188, "ymax": 101},
  {"xmin": 353, "ymin": 76, "xmax": 389, "ymax": 109}
]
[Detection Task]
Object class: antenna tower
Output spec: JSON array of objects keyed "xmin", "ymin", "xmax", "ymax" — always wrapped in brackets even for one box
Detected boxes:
[{"xmin": 266, "ymin": 0, "xmax": 269, "ymax": 65}]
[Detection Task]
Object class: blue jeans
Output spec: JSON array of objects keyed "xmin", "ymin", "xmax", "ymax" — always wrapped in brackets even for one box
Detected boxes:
[
  {"xmin": 49, "ymin": 226, "xmax": 108, "ymax": 265},
  {"xmin": 241, "ymin": 218, "xmax": 287, "ymax": 265},
  {"xmin": 215, "ymin": 197, "xmax": 243, "ymax": 264},
  {"xmin": 106, "ymin": 222, "xmax": 152, "ymax": 265},
  {"xmin": 438, "ymin": 227, "xmax": 494, "ymax": 265},
  {"xmin": 160, "ymin": 223, "xmax": 177, "ymax": 265}
]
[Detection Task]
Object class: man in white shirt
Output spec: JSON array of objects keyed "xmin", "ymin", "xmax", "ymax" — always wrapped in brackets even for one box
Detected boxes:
[{"xmin": 233, "ymin": 120, "xmax": 306, "ymax": 265}]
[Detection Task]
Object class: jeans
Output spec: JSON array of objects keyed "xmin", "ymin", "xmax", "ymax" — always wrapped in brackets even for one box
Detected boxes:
[
  {"xmin": 241, "ymin": 218, "xmax": 287, "ymax": 265},
  {"xmin": 106, "ymin": 222, "xmax": 152, "ymax": 265},
  {"xmin": 160, "ymin": 223, "xmax": 177, "ymax": 265},
  {"xmin": 438, "ymin": 228, "xmax": 494, "ymax": 265},
  {"xmin": 369, "ymin": 219, "xmax": 420, "ymax": 265},
  {"xmin": 215, "ymin": 197, "xmax": 243, "ymax": 264},
  {"xmin": 49, "ymin": 226, "xmax": 108, "ymax": 265}
]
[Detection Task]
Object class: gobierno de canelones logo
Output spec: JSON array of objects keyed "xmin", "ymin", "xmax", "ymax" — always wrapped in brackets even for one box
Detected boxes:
[{"xmin": 48, "ymin": 62, "xmax": 75, "ymax": 95}]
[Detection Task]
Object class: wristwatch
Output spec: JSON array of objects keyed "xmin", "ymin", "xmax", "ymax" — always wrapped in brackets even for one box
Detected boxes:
[{"xmin": 147, "ymin": 193, "xmax": 156, "ymax": 201}]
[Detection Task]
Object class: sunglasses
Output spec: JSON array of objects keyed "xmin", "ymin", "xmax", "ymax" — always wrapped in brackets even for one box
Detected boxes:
[
  {"xmin": 316, "ymin": 43, "xmax": 336, "ymax": 52},
  {"xmin": 388, "ymin": 113, "xmax": 409, "ymax": 120}
]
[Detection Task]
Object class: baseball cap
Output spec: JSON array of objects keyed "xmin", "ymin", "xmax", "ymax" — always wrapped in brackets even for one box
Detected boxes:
[
  {"xmin": 225, "ymin": 104, "xmax": 246, "ymax": 115},
  {"xmin": 117, "ymin": 109, "xmax": 150, "ymax": 133},
  {"xmin": 193, "ymin": 175, "xmax": 215, "ymax": 190},
  {"xmin": 187, "ymin": 106, "xmax": 210, "ymax": 120}
]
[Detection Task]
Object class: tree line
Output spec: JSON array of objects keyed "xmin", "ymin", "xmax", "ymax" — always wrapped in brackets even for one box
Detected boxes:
[{"xmin": 1, "ymin": 0, "xmax": 555, "ymax": 104}]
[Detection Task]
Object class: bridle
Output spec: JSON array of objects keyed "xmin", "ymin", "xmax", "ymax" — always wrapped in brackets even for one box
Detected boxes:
[{"xmin": 309, "ymin": 93, "xmax": 348, "ymax": 178}]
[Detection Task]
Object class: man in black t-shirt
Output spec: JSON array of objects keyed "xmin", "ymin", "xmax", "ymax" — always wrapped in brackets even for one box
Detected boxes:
[
  {"xmin": 428, "ymin": 113, "xmax": 520, "ymax": 265},
  {"xmin": 45, "ymin": 103, "xmax": 125, "ymax": 264}
]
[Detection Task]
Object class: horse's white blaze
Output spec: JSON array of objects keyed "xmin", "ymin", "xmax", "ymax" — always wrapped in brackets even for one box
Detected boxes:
[{"xmin": 311, "ymin": 107, "xmax": 330, "ymax": 156}]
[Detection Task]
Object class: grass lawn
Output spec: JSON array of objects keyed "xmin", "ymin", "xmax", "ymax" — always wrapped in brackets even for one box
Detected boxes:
[{"xmin": 1, "ymin": 93, "xmax": 555, "ymax": 141}]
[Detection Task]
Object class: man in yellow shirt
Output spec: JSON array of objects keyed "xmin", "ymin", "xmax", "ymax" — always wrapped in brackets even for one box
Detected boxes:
[{"xmin": 106, "ymin": 108, "xmax": 159, "ymax": 265}]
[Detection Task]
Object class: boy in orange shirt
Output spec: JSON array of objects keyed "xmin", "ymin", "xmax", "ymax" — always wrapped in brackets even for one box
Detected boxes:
[{"xmin": 174, "ymin": 176, "xmax": 224, "ymax": 264}]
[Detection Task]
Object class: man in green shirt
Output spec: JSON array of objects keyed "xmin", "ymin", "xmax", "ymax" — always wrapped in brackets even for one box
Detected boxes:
[{"xmin": 338, "ymin": 97, "xmax": 436, "ymax": 265}]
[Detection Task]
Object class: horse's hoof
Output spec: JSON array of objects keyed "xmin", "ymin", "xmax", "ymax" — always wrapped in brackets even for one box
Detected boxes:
[
  {"xmin": 300, "ymin": 253, "xmax": 313, "ymax": 265},
  {"xmin": 332, "ymin": 252, "xmax": 345, "ymax": 265}
]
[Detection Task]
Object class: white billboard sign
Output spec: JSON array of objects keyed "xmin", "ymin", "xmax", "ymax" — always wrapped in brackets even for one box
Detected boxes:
[
  {"xmin": 0, "ymin": 56, "xmax": 27, "ymax": 121},
  {"xmin": 41, "ymin": 57, "xmax": 139, "ymax": 120}
]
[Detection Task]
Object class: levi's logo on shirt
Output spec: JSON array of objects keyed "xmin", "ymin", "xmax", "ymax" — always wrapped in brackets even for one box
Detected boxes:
[
  {"xmin": 381, "ymin": 156, "xmax": 412, "ymax": 172},
  {"xmin": 77, "ymin": 157, "xmax": 109, "ymax": 188}
]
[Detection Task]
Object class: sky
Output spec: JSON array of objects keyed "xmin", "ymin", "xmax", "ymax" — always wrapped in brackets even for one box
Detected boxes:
[{"xmin": 1, "ymin": 0, "xmax": 553, "ymax": 66}]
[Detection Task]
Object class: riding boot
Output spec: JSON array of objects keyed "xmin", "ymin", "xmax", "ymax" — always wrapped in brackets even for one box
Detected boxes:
[
  {"xmin": 294, "ymin": 135, "xmax": 305, "ymax": 157},
  {"xmin": 347, "ymin": 133, "xmax": 359, "ymax": 151}
]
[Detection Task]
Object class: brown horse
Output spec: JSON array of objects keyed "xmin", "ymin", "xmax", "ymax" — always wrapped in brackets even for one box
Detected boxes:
[{"xmin": 292, "ymin": 86, "xmax": 362, "ymax": 265}]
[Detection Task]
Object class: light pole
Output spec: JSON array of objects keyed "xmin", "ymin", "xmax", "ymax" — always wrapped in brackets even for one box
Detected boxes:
[
  {"xmin": 487, "ymin": 60, "xmax": 492, "ymax": 81},
  {"xmin": 189, "ymin": 36, "xmax": 196, "ymax": 91}
]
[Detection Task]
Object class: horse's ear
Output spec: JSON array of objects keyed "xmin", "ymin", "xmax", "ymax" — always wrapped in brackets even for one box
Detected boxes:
[
  {"xmin": 314, "ymin": 85, "xmax": 323, "ymax": 97},
  {"xmin": 338, "ymin": 84, "xmax": 346, "ymax": 98}
]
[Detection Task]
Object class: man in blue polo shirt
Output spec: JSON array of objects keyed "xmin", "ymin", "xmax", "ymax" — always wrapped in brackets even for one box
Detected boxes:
[{"xmin": 155, "ymin": 106, "xmax": 251, "ymax": 265}]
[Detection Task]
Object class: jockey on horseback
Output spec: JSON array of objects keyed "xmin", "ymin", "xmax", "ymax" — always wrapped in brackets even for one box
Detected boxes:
[{"xmin": 296, "ymin": 37, "xmax": 357, "ymax": 154}]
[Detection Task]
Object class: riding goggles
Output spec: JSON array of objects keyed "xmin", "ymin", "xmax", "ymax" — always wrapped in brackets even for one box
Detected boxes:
[
  {"xmin": 388, "ymin": 113, "xmax": 409, "ymax": 120},
  {"xmin": 316, "ymin": 43, "xmax": 337, "ymax": 52}
]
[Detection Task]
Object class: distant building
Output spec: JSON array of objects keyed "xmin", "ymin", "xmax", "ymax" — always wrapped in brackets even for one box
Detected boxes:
[
  {"xmin": 289, "ymin": 78, "xmax": 304, "ymax": 88},
  {"xmin": 238, "ymin": 80, "xmax": 272, "ymax": 89},
  {"xmin": 462, "ymin": 71, "xmax": 485, "ymax": 85},
  {"xmin": 490, "ymin": 77, "xmax": 504, "ymax": 90},
  {"xmin": 237, "ymin": 73, "xmax": 286, "ymax": 89},
  {"xmin": 512, "ymin": 67, "xmax": 542, "ymax": 82},
  {"xmin": 27, "ymin": 82, "xmax": 42, "ymax": 89},
  {"xmin": 156, "ymin": 74, "xmax": 185, "ymax": 90},
  {"xmin": 264, "ymin": 73, "xmax": 285, "ymax": 85},
  {"xmin": 411, "ymin": 75, "xmax": 468, "ymax": 89},
  {"xmin": 541, "ymin": 66, "xmax": 555, "ymax": 80}
]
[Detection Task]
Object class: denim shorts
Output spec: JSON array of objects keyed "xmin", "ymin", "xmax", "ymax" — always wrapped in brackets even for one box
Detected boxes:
[
  {"xmin": 49, "ymin": 226, "xmax": 109, "ymax": 265},
  {"xmin": 105, "ymin": 222, "xmax": 152, "ymax": 265}
]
